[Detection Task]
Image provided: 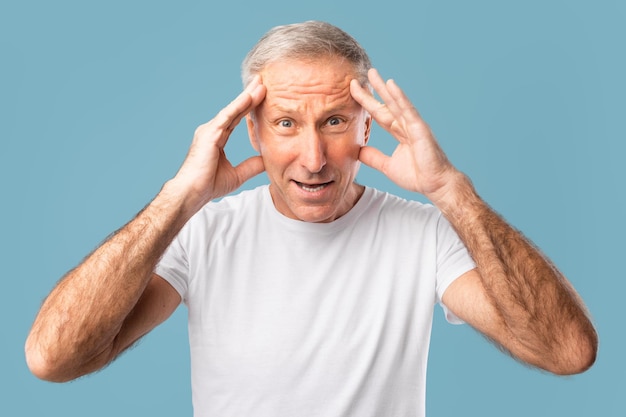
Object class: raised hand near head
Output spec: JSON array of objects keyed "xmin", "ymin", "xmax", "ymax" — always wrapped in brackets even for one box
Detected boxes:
[
  {"xmin": 350, "ymin": 68, "xmax": 460, "ymax": 203},
  {"xmin": 173, "ymin": 76, "xmax": 267, "ymax": 212}
]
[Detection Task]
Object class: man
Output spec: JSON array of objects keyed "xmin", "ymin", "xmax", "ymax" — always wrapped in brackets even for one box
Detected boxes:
[{"xmin": 26, "ymin": 21, "xmax": 597, "ymax": 416}]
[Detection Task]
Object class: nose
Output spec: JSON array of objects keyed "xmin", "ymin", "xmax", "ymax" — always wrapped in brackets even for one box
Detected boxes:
[{"xmin": 299, "ymin": 128, "xmax": 327, "ymax": 173}]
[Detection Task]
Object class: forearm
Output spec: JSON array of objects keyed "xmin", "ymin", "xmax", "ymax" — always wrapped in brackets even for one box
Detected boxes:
[
  {"xmin": 353, "ymin": 68, "xmax": 597, "ymax": 373},
  {"xmin": 433, "ymin": 172, "xmax": 597, "ymax": 374},
  {"xmin": 25, "ymin": 78, "xmax": 266, "ymax": 382},
  {"xmin": 25, "ymin": 180, "xmax": 193, "ymax": 381}
]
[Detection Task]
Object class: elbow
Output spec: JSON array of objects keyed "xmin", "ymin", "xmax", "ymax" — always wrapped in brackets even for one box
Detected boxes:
[
  {"xmin": 25, "ymin": 348, "xmax": 61, "ymax": 382},
  {"xmin": 25, "ymin": 332, "xmax": 117, "ymax": 383},
  {"xmin": 549, "ymin": 328, "xmax": 599, "ymax": 376},
  {"xmin": 25, "ymin": 343, "xmax": 65, "ymax": 383},
  {"xmin": 568, "ymin": 338, "xmax": 598, "ymax": 375},
  {"xmin": 25, "ymin": 336, "xmax": 80, "ymax": 383}
]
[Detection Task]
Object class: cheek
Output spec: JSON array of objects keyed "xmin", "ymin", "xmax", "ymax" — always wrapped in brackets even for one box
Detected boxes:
[
  {"xmin": 326, "ymin": 142, "xmax": 362, "ymax": 171},
  {"xmin": 257, "ymin": 140, "xmax": 295, "ymax": 173},
  {"xmin": 339, "ymin": 130, "xmax": 365, "ymax": 158}
]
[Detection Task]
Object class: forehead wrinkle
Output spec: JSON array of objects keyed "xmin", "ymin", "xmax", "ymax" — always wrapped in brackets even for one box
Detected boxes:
[
  {"xmin": 268, "ymin": 78, "xmax": 349, "ymax": 95},
  {"xmin": 259, "ymin": 59, "xmax": 361, "ymax": 119},
  {"xmin": 265, "ymin": 90, "xmax": 355, "ymax": 115},
  {"xmin": 263, "ymin": 80, "xmax": 359, "ymax": 116}
]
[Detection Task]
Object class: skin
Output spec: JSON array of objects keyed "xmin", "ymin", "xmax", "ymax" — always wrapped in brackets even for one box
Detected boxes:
[
  {"xmin": 351, "ymin": 69, "xmax": 598, "ymax": 373},
  {"xmin": 25, "ymin": 77, "xmax": 267, "ymax": 382},
  {"xmin": 246, "ymin": 58, "xmax": 371, "ymax": 223},
  {"xmin": 25, "ymin": 57, "xmax": 597, "ymax": 383}
]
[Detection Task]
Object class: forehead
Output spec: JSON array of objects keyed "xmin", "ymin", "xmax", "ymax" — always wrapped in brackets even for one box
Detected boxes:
[{"xmin": 259, "ymin": 58, "xmax": 359, "ymax": 111}]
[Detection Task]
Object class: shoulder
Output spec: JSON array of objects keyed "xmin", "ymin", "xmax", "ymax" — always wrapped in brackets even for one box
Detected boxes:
[
  {"xmin": 179, "ymin": 185, "xmax": 269, "ymax": 237},
  {"xmin": 208, "ymin": 185, "xmax": 267, "ymax": 211},
  {"xmin": 363, "ymin": 187, "xmax": 441, "ymax": 224},
  {"xmin": 198, "ymin": 185, "xmax": 267, "ymax": 217}
]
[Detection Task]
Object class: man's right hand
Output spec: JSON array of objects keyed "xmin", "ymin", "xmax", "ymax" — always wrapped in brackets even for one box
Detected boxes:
[
  {"xmin": 171, "ymin": 75, "xmax": 267, "ymax": 214},
  {"xmin": 25, "ymin": 77, "xmax": 267, "ymax": 382}
]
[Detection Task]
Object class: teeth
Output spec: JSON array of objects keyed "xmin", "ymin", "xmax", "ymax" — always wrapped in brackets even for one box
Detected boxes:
[{"xmin": 299, "ymin": 183, "xmax": 327, "ymax": 192}]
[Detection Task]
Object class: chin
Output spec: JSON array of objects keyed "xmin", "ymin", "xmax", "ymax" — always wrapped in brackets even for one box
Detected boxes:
[{"xmin": 291, "ymin": 205, "xmax": 340, "ymax": 223}]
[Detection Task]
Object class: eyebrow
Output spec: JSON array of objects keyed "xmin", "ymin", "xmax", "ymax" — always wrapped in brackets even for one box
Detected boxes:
[{"xmin": 266, "ymin": 102, "xmax": 359, "ymax": 117}]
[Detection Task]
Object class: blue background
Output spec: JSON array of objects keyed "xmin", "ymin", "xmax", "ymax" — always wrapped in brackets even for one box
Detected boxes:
[{"xmin": 2, "ymin": 0, "xmax": 624, "ymax": 415}]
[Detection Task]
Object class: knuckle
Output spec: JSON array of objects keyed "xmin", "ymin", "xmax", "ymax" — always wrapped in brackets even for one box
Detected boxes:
[{"xmin": 193, "ymin": 123, "xmax": 211, "ymax": 139}]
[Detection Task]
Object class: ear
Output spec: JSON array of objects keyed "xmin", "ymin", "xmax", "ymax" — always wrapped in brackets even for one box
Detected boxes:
[
  {"xmin": 246, "ymin": 114, "xmax": 260, "ymax": 153},
  {"xmin": 362, "ymin": 114, "xmax": 372, "ymax": 146}
]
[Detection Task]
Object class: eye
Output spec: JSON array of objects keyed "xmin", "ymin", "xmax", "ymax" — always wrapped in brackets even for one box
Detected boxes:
[
  {"xmin": 327, "ymin": 117, "xmax": 343, "ymax": 126},
  {"xmin": 323, "ymin": 116, "xmax": 349, "ymax": 133},
  {"xmin": 279, "ymin": 119, "xmax": 293, "ymax": 128}
]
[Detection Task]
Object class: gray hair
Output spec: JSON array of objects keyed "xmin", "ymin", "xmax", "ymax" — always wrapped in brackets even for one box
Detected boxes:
[{"xmin": 241, "ymin": 21, "xmax": 372, "ymax": 88}]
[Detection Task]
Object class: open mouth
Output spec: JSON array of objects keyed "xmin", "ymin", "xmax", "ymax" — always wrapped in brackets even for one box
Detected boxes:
[{"xmin": 294, "ymin": 181, "xmax": 332, "ymax": 193}]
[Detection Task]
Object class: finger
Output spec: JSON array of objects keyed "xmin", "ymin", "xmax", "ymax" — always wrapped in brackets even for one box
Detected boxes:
[
  {"xmin": 368, "ymin": 70, "xmax": 428, "ymax": 144},
  {"xmin": 358, "ymin": 145, "xmax": 390, "ymax": 173},
  {"xmin": 367, "ymin": 68, "xmax": 393, "ymax": 105},
  {"xmin": 212, "ymin": 77, "xmax": 266, "ymax": 147},
  {"xmin": 350, "ymin": 79, "xmax": 378, "ymax": 111},
  {"xmin": 234, "ymin": 155, "xmax": 265, "ymax": 184},
  {"xmin": 369, "ymin": 69, "xmax": 423, "ymax": 126},
  {"xmin": 350, "ymin": 78, "xmax": 395, "ymax": 129},
  {"xmin": 214, "ymin": 76, "xmax": 265, "ymax": 130},
  {"xmin": 353, "ymin": 70, "xmax": 409, "ymax": 143},
  {"xmin": 368, "ymin": 69, "xmax": 405, "ymax": 121},
  {"xmin": 385, "ymin": 78, "xmax": 423, "ymax": 121},
  {"xmin": 368, "ymin": 68, "xmax": 408, "ymax": 118}
]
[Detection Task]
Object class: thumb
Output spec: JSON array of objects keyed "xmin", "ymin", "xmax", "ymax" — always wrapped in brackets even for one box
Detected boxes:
[
  {"xmin": 359, "ymin": 146, "xmax": 389, "ymax": 173},
  {"xmin": 235, "ymin": 155, "xmax": 265, "ymax": 184}
]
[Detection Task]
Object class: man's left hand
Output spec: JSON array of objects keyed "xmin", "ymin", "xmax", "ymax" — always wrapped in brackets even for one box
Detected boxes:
[{"xmin": 350, "ymin": 68, "xmax": 461, "ymax": 203}]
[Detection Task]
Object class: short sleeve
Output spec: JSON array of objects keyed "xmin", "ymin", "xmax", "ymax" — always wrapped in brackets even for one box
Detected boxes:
[
  {"xmin": 435, "ymin": 212, "xmax": 476, "ymax": 324},
  {"xmin": 155, "ymin": 232, "xmax": 189, "ymax": 302}
]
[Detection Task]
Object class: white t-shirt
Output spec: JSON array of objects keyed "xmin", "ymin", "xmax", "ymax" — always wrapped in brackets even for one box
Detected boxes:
[{"xmin": 156, "ymin": 185, "xmax": 475, "ymax": 417}]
